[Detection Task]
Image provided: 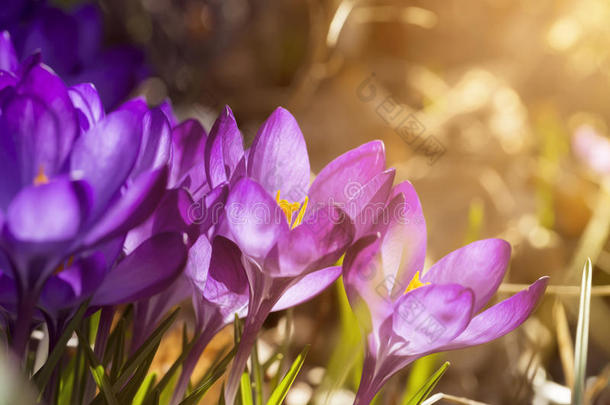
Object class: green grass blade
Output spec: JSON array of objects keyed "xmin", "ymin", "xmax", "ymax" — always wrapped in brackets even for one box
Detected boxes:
[
  {"xmin": 33, "ymin": 299, "xmax": 90, "ymax": 394},
  {"xmin": 75, "ymin": 329, "xmax": 119, "ymax": 405},
  {"xmin": 319, "ymin": 278, "xmax": 363, "ymax": 399},
  {"xmin": 403, "ymin": 361, "xmax": 450, "ymax": 405},
  {"xmin": 266, "ymin": 345, "xmax": 310, "ymax": 405},
  {"xmin": 114, "ymin": 308, "xmax": 179, "ymax": 390},
  {"xmin": 252, "ymin": 339, "xmax": 264, "ymax": 404},
  {"xmin": 132, "ymin": 373, "xmax": 156, "ymax": 405},
  {"xmin": 178, "ymin": 348, "xmax": 236, "ymax": 405},
  {"xmin": 241, "ymin": 372, "xmax": 254, "ymax": 405},
  {"xmin": 400, "ymin": 355, "xmax": 439, "ymax": 405},
  {"xmin": 572, "ymin": 259, "xmax": 592, "ymax": 405},
  {"xmin": 144, "ymin": 331, "xmax": 201, "ymax": 404}
]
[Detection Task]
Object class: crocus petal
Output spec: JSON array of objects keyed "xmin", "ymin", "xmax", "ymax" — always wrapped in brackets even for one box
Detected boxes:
[
  {"xmin": 185, "ymin": 235, "xmax": 212, "ymax": 293},
  {"xmin": 92, "ymin": 232, "xmax": 187, "ymax": 306},
  {"xmin": 225, "ymin": 178, "xmax": 288, "ymax": 261},
  {"xmin": 1, "ymin": 94, "xmax": 66, "ymax": 186},
  {"xmin": 39, "ymin": 253, "xmax": 106, "ymax": 313},
  {"xmin": 342, "ymin": 233, "xmax": 393, "ymax": 329},
  {"xmin": 6, "ymin": 179, "xmax": 89, "ymax": 243},
  {"xmin": 124, "ymin": 188, "xmax": 193, "ymax": 254},
  {"xmin": 83, "ymin": 167, "xmax": 167, "ymax": 248},
  {"xmin": 422, "ymin": 239, "xmax": 511, "ymax": 312},
  {"xmin": 388, "ymin": 283, "xmax": 474, "ymax": 356},
  {"xmin": 346, "ymin": 169, "xmax": 395, "ymax": 238},
  {"xmin": 169, "ymin": 119, "xmax": 207, "ymax": 187},
  {"xmin": 439, "ymin": 277, "xmax": 548, "ymax": 351},
  {"xmin": 68, "ymin": 83, "xmax": 104, "ymax": 131},
  {"xmin": 205, "ymin": 106, "xmax": 244, "ymax": 188},
  {"xmin": 375, "ymin": 181, "xmax": 427, "ymax": 295},
  {"xmin": 266, "ymin": 205, "xmax": 354, "ymax": 277},
  {"xmin": 272, "ymin": 266, "xmax": 341, "ymax": 312},
  {"xmin": 70, "ymin": 109, "xmax": 142, "ymax": 216},
  {"xmin": 0, "ymin": 31, "xmax": 18, "ymax": 72},
  {"xmin": 307, "ymin": 140, "xmax": 385, "ymax": 212},
  {"xmin": 17, "ymin": 64, "xmax": 79, "ymax": 165},
  {"xmin": 202, "ymin": 236, "xmax": 249, "ymax": 322},
  {"xmin": 191, "ymin": 184, "xmax": 228, "ymax": 235},
  {"xmin": 247, "ymin": 107, "xmax": 310, "ymax": 201},
  {"xmin": 73, "ymin": 46, "xmax": 147, "ymax": 109},
  {"xmin": 131, "ymin": 106, "xmax": 171, "ymax": 179},
  {"xmin": 73, "ymin": 4, "xmax": 102, "ymax": 62}
]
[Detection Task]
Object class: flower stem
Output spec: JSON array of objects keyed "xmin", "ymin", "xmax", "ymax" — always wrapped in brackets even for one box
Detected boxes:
[
  {"xmin": 11, "ymin": 290, "xmax": 39, "ymax": 360},
  {"xmin": 170, "ymin": 327, "xmax": 217, "ymax": 405}
]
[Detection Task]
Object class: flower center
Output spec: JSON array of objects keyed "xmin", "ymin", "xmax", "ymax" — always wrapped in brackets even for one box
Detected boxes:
[
  {"xmin": 54, "ymin": 256, "xmax": 74, "ymax": 275},
  {"xmin": 276, "ymin": 190, "xmax": 308, "ymax": 229},
  {"xmin": 34, "ymin": 165, "xmax": 49, "ymax": 186},
  {"xmin": 404, "ymin": 271, "xmax": 430, "ymax": 294}
]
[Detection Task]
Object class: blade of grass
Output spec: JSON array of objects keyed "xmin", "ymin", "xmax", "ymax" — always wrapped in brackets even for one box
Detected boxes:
[
  {"xmin": 403, "ymin": 361, "xmax": 450, "ymax": 405},
  {"xmin": 143, "ymin": 331, "xmax": 201, "ymax": 404},
  {"xmin": 133, "ymin": 373, "xmax": 157, "ymax": 405},
  {"xmin": 400, "ymin": 355, "xmax": 440, "ymax": 405},
  {"xmin": 33, "ymin": 299, "xmax": 90, "ymax": 394},
  {"xmin": 114, "ymin": 308, "xmax": 179, "ymax": 390},
  {"xmin": 266, "ymin": 345, "xmax": 310, "ymax": 405},
  {"xmin": 572, "ymin": 259, "xmax": 592, "ymax": 405},
  {"xmin": 241, "ymin": 372, "xmax": 254, "ymax": 405},
  {"xmin": 75, "ymin": 329, "xmax": 119, "ymax": 405},
  {"xmin": 178, "ymin": 348, "xmax": 236, "ymax": 405},
  {"xmin": 252, "ymin": 339, "xmax": 264, "ymax": 404},
  {"xmin": 319, "ymin": 278, "xmax": 363, "ymax": 404}
]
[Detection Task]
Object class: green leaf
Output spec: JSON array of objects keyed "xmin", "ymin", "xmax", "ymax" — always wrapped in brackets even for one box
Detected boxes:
[
  {"xmin": 572, "ymin": 259, "xmax": 592, "ymax": 405},
  {"xmin": 75, "ymin": 329, "xmax": 120, "ymax": 405},
  {"xmin": 403, "ymin": 361, "xmax": 450, "ymax": 405},
  {"xmin": 117, "ymin": 342, "xmax": 159, "ymax": 404},
  {"xmin": 241, "ymin": 372, "xmax": 254, "ymax": 405},
  {"xmin": 33, "ymin": 299, "xmax": 90, "ymax": 394},
  {"xmin": 110, "ymin": 319, "xmax": 126, "ymax": 382},
  {"xmin": 178, "ymin": 348, "xmax": 236, "ymax": 405},
  {"xmin": 266, "ymin": 345, "xmax": 310, "ymax": 405},
  {"xmin": 319, "ymin": 278, "xmax": 363, "ymax": 401},
  {"xmin": 252, "ymin": 339, "xmax": 264, "ymax": 404},
  {"xmin": 114, "ymin": 308, "xmax": 179, "ymax": 390},
  {"xmin": 234, "ymin": 313, "xmax": 243, "ymax": 346},
  {"xmin": 91, "ymin": 365, "xmax": 120, "ymax": 405},
  {"xmin": 90, "ymin": 308, "xmax": 178, "ymax": 405},
  {"xmin": 400, "ymin": 355, "xmax": 439, "ymax": 404},
  {"xmin": 270, "ymin": 310, "xmax": 293, "ymax": 390},
  {"xmin": 132, "ymin": 372, "xmax": 157, "ymax": 405},
  {"xmin": 145, "ymin": 331, "xmax": 201, "ymax": 404}
]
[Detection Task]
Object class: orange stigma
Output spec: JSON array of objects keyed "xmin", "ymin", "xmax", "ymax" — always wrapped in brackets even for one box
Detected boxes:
[{"xmin": 34, "ymin": 166, "xmax": 49, "ymax": 186}]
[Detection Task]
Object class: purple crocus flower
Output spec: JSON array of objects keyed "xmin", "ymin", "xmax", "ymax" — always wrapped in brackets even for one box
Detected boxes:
[
  {"xmin": 342, "ymin": 181, "xmax": 549, "ymax": 404},
  {"xmin": 221, "ymin": 107, "xmax": 402, "ymax": 404},
  {"xmin": 153, "ymin": 105, "xmax": 348, "ymax": 402},
  {"xmin": 3, "ymin": 1, "xmax": 147, "ymax": 108},
  {"xmin": 0, "ymin": 35, "xmax": 178, "ymax": 356}
]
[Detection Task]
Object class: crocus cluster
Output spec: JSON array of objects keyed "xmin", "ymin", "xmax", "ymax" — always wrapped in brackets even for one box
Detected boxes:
[
  {"xmin": 1, "ymin": 0, "xmax": 147, "ymax": 108},
  {"xmin": 0, "ymin": 32, "xmax": 182, "ymax": 357},
  {"xmin": 0, "ymin": 27, "xmax": 548, "ymax": 405}
]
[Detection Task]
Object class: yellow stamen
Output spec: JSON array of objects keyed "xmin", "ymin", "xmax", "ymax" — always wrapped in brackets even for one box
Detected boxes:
[
  {"xmin": 34, "ymin": 165, "xmax": 49, "ymax": 186},
  {"xmin": 276, "ymin": 191, "xmax": 309, "ymax": 229},
  {"xmin": 404, "ymin": 271, "xmax": 430, "ymax": 294}
]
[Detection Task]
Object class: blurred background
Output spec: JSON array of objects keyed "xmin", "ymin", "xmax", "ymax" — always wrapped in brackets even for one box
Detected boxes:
[{"xmin": 23, "ymin": 0, "xmax": 610, "ymax": 403}]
